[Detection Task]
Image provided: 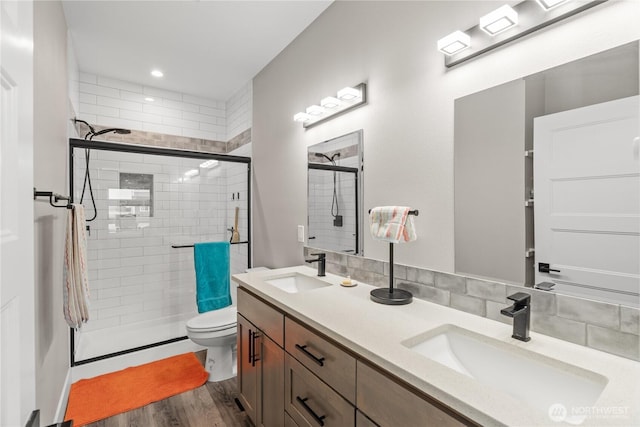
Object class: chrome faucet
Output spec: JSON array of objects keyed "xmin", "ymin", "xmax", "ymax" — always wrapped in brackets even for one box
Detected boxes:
[
  {"xmin": 305, "ymin": 253, "xmax": 326, "ymax": 277},
  {"xmin": 500, "ymin": 292, "xmax": 531, "ymax": 342}
]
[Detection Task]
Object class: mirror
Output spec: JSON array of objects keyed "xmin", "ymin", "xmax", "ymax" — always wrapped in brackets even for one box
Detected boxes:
[
  {"xmin": 307, "ymin": 130, "xmax": 363, "ymax": 255},
  {"xmin": 454, "ymin": 42, "xmax": 639, "ymax": 306}
]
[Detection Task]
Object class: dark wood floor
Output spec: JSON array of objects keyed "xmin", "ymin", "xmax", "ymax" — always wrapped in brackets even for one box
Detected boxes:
[{"xmin": 85, "ymin": 351, "xmax": 251, "ymax": 427}]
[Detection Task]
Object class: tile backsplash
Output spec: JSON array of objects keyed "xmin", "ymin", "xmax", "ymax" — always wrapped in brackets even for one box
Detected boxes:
[{"xmin": 304, "ymin": 246, "xmax": 640, "ymax": 361}]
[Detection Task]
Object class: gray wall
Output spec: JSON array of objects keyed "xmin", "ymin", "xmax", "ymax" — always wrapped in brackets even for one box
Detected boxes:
[
  {"xmin": 454, "ymin": 80, "xmax": 527, "ymax": 285},
  {"xmin": 34, "ymin": 1, "xmax": 70, "ymax": 422},
  {"xmin": 252, "ymin": 0, "xmax": 640, "ymax": 270}
]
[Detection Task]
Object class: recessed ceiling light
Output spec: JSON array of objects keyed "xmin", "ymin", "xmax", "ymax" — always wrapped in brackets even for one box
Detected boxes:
[
  {"xmin": 151, "ymin": 69, "xmax": 164, "ymax": 78},
  {"xmin": 144, "ymin": 97, "xmax": 155, "ymax": 102}
]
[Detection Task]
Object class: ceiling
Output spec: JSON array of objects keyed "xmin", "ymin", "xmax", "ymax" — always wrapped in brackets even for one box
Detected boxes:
[{"xmin": 62, "ymin": 1, "xmax": 332, "ymax": 101}]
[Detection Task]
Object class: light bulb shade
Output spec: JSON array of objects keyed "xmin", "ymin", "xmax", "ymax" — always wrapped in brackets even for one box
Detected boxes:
[
  {"xmin": 437, "ymin": 31, "xmax": 471, "ymax": 56},
  {"xmin": 320, "ymin": 96, "xmax": 341, "ymax": 109},
  {"xmin": 293, "ymin": 112, "xmax": 311, "ymax": 122},
  {"xmin": 480, "ymin": 5, "xmax": 518, "ymax": 36},
  {"xmin": 536, "ymin": 0, "xmax": 570, "ymax": 10},
  {"xmin": 184, "ymin": 169, "xmax": 199, "ymax": 177},
  {"xmin": 337, "ymin": 87, "xmax": 361, "ymax": 101},
  {"xmin": 306, "ymin": 105, "xmax": 325, "ymax": 116}
]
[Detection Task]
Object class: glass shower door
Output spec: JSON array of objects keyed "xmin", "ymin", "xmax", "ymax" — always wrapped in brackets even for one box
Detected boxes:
[{"xmin": 70, "ymin": 141, "xmax": 250, "ymax": 364}]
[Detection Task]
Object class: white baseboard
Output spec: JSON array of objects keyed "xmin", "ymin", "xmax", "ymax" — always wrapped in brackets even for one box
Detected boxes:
[{"xmin": 54, "ymin": 367, "xmax": 72, "ymax": 423}]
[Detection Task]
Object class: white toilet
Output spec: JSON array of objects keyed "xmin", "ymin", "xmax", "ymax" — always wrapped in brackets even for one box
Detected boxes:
[
  {"xmin": 186, "ymin": 304, "xmax": 238, "ymax": 382},
  {"xmin": 186, "ymin": 267, "xmax": 269, "ymax": 382}
]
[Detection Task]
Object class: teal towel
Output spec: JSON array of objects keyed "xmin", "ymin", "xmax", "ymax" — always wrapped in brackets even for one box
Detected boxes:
[{"xmin": 194, "ymin": 242, "xmax": 231, "ymax": 313}]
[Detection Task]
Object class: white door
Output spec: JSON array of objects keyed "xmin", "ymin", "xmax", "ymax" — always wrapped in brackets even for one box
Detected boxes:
[
  {"xmin": 1, "ymin": 1, "xmax": 37, "ymax": 426},
  {"xmin": 534, "ymin": 96, "xmax": 640, "ymax": 306}
]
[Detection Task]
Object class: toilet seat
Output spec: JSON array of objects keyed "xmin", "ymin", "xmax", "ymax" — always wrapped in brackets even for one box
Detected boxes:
[{"xmin": 186, "ymin": 306, "xmax": 237, "ymax": 332}]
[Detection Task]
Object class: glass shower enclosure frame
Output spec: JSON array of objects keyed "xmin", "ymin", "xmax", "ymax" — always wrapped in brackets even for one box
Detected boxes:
[{"xmin": 68, "ymin": 138, "xmax": 251, "ymax": 366}]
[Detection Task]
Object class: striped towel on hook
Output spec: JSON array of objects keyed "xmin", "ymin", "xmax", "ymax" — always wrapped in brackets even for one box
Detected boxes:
[{"xmin": 369, "ymin": 206, "xmax": 417, "ymax": 244}]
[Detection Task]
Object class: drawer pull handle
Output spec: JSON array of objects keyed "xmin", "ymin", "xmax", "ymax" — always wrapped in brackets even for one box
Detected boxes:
[
  {"xmin": 296, "ymin": 396, "xmax": 326, "ymax": 426},
  {"xmin": 295, "ymin": 344, "xmax": 325, "ymax": 367}
]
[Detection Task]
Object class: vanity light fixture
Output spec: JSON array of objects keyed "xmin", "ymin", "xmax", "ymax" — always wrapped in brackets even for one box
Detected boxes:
[
  {"xmin": 144, "ymin": 97, "xmax": 155, "ymax": 102},
  {"xmin": 337, "ymin": 86, "xmax": 361, "ymax": 101},
  {"xmin": 437, "ymin": 31, "xmax": 471, "ymax": 56},
  {"xmin": 536, "ymin": 0, "xmax": 571, "ymax": 10},
  {"xmin": 293, "ymin": 112, "xmax": 312, "ymax": 122},
  {"xmin": 320, "ymin": 96, "xmax": 341, "ymax": 109},
  {"xmin": 306, "ymin": 105, "xmax": 325, "ymax": 116},
  {"xmin": 480, "ymin": 5, "xmax": 518, "ymax": 36},
  {"xmin": 437, "ymin": 0, "xmax": 607, "ymax": 67},
  {"xmin": 293, "ymin": 82, "xmax": 367, "ymax": 129},
  {"xmin": 184, "ymin": 169, "xmax": 199, "ymax": 178},
  {"xmin": 151, "ymin": 69, "xmax": 164, "ymax": 78}
]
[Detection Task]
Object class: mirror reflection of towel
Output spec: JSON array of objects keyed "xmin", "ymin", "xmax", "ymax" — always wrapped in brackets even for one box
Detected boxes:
[
  {"xmin": 194, "ymin": 242, "xmax": 231, "ymax": 313},
  {"xmin": 369, "ymin": 206, "xmax": 417, "ymax": 244}
]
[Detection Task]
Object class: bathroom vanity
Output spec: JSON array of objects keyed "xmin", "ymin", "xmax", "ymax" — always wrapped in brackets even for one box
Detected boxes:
[{"xmin": 233, "ymin": 266, "xmax": 640, "ymax": 427}]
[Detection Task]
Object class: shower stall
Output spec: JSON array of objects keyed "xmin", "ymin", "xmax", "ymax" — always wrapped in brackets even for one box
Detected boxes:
[{"xmin": 69, "ymin": 139, "xmax": 250, "ymax": 365}]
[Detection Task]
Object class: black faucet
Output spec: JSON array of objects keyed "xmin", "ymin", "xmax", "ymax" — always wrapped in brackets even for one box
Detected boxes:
[
  {"xmin": 500, "ymin": 292, "xmax": 531, "ymax": 342},
  {"xmin": 305, "ymin": 253, "xmax": 326, "ymax": 277}
]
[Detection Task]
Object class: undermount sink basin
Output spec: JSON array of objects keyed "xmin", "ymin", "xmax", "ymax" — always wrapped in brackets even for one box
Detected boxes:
[
  {"xmin": 263, "ymin": 272, "xmax": 331, "ymax": 293},
  {"xmin": 402, "ymin": 325, "xmax": 608, "ymax": 425}
]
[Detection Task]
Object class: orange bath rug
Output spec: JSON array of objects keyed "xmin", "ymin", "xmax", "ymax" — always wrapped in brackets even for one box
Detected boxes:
[{"xmin": 64, "ymin": 352, "xmax": 208, "ymax": 426}]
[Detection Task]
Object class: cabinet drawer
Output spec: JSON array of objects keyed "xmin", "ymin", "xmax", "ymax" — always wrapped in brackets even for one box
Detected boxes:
[
  {"xmin": 285, "ymin": 353, "xmax": 355, "ymax": 427},
  {"xmin": 356, "ymin": 410, "xmax": 379, "ymax": 427},
  {"xmin": 357, "ymin": 361, "xmax": 471, "ymax": 427},
  {"xmin": 238, "ymin": 287, "xmax": 284, "ymax": 346},
  {"xmin": 285, "ymin": 412, "xmax": 300, "ymax": 427},
  {"xmin": 285, "ymin": 317, "xmax": 356, "ymax": 403}
]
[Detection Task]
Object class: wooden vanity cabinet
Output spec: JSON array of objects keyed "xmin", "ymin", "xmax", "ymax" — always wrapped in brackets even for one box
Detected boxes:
[
  {"xmin": 285, "ymin": 353, "xmax": 355, "ymax": 426},
  {"xmin": 285, "ymin": 318, "xmax": 356, "ymax": 403},
  {"xmin": 237, "ymin": 289, "xmax": 285, "ymax": 427},
  {"xmin": 237, "ymin": 286, "xmax": 478, "ymax": 427},
  {"xmin": 357, "ymin": 361, "xmax": 472, "ymax": 427}
]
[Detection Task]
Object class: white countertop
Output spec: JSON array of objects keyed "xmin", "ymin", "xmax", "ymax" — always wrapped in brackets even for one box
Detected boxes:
[{"xmin": 232, "ymin": 266, "xmax": 640, "ymax": 427}]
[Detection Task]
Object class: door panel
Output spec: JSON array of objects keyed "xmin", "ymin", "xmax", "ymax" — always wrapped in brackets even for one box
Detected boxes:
[
  {"xmin": 1, "ymin": 0, "xmax": 36, "ymax": 425},
  {"xmin": 534, "ymin": 96, "xmax": 640, "ymax": 306},
  {"xmin": 237, "ymin": 314, "xmax": 258, "ymax": 423}
]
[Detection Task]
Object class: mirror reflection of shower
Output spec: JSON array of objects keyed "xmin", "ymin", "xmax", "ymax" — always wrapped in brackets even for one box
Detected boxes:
[
  {"xmin": 313, "ymin": 152, "xmax": 342, "ymax": 227},
  {"xmin": 307, "ymin": 130, "xmax": 363, "ymax": 255}
]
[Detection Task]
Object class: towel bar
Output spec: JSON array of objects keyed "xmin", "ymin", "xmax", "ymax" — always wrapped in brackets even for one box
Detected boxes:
[
  {"xmin": 33, "ymin": 188, "xmax": 72, "ymax": 209},
  {"xmin": 368, "ymin": 208, "xmax": 418, "ymax": 216},
  {"xmin": 172, "ymin": 242, "xmax": 249, "ymax": 248}
]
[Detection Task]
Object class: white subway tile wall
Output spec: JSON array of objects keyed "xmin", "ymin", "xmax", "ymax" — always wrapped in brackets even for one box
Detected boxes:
[
  {"xmin": 73, "ymin": 147, "xmax": 249, "ymax": 340},
  {"xmin": 78, "ymin": 73, "xmax": 228, "ymax": 141},
  {"xmin": 226, "ymin": 81, "xmax": 252, "ymax": 141}
]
